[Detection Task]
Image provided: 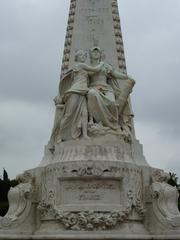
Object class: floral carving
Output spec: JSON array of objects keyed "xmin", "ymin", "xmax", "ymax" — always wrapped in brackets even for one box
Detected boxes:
[
  {"xmin": 135, "ymin": 198, "xmax": 146, "ymax": 217},
  {"xmin": 152, "ymin": 170, "xmax": 170, "ymax": 183},
  {"xmin": 55, "ymin": 210, "xmax": 129, "ymax": 231},
  {"xmin": 38, "ymin": 206, "xmax": 134, "ymax": 231},
  {"xmin": 37, "ymin": 201, "xmax": 56, "ymax": 219},
  {"xmin": 71, "ymin": 165, "xmax": 103, "ymax": 177},
  {"xmin": 38, "ymin": 190, "xmax": 137, "ymax": 231}
]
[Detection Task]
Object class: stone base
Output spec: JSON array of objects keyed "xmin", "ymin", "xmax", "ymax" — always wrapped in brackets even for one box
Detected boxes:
[
  {"xmin": 0, "ymin": 138, "xmax": 180, "ymax": 239},
  {"xmin": 40, "ymin": 135, "xmax": 148, "ymax": 167},
  {"xmin": 0, "ymin": 233, "xmax": 180, "ymax": 240}
]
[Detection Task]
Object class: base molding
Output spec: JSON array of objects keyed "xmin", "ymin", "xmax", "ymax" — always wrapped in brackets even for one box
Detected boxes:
[{"xmin": 0, "ymin": 233, "xmax": 180, "ymax": 240}]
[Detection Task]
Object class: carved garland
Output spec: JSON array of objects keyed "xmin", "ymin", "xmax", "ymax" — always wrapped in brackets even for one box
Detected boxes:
[
  {"xmin": 44, "ymin": 163, "xmax": 142, "ymax": 177},
  {"xmin": 38, "ymin": 162, "xmax": 146, "ymax": 230},
  {"xmin": 111, "ymin": 0, "xmax": 126, "ymax": 73},
  {"xmin": 38, "ymin": 190, "xmax": 134, "ymax": 231},
  {"xmin": 60, "ymin": 0, "xmax": 77, "ymax": 78}
]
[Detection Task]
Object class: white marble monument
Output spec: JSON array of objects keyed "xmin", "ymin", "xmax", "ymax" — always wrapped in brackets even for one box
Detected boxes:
[{"xmin": 0, "ymin": 0, "xmax": 180, "ymax": 239}]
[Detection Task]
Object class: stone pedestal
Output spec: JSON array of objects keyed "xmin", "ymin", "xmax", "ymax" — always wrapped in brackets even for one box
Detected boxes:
[{"xmin": 1, "ymin": 137, "xmax": 180, "ymax": 239}]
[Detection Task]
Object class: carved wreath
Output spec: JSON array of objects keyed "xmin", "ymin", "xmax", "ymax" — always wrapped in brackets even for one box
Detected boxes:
[{"xmin": 38, "ymin": 190, "xmax": 145, "ymax": 231}]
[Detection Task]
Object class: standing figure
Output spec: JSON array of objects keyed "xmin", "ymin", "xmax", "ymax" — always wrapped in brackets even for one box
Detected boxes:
[{"xmin": 58, "ymin": 50, "xmax": 103, "ymax": 141}]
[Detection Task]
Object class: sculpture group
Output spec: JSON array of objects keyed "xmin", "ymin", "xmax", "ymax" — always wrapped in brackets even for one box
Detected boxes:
[{"xmin": 51, "ymin": 46, "xmax": 135, "ymax": 145}]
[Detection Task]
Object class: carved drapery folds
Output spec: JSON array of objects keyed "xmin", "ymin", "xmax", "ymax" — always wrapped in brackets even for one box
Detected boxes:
[
  {"xmin": 50, "ymin": 46, "xmax": 135, "ymax": 145},
  {"xmin": 148, "ymin": 170, "xmax": 180, "ymax": 233}
]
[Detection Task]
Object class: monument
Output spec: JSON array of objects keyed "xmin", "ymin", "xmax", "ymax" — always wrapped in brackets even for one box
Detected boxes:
[{"xmin": 0, "ymin": 0, "xmax": 180, "ymax": 239}]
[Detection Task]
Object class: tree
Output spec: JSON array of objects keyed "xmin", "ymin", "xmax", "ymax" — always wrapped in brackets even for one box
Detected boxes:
[
  {"xmin": 3, "ymin": 168, "xmax": 9, "ymax": 182},
  {"xmin": 0, "ymin": 169, "xmax": 18, "ymax": 217},
  {"xmin": 168, "ymin": 172, "xmax": 180, "ymax": 211}
]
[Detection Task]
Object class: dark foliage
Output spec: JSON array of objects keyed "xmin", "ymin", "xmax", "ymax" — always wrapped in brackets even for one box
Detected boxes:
[
  {"xmin": 168, "ymin": 172, "xmax": 180, "ymax": 211},
  {"xmin": 3, "ymin": 169, "xmax": 9, "ymax": 182},
  {"xmin": 0, "ymin": 169, "xmax": 18, "ymax": 217}
]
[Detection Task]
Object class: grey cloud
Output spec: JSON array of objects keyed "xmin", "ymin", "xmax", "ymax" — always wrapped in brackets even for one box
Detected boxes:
[
  {"xmin": 120, "ymin": 0, "xmax": 180, "ymax": 132},
  {"xmin": 0, "ymin": 0, "xmax": 69, "ymax": 103},
  {"xmin": 158, "ymin": 128, "xmax": 180, "ymax": 141},
  {"xmin": 0, "ymin": 100, "xmax": 54, "ymax": 177},
  {"xmin": 0, "ymin": 0, "xmax": 180, "ymax": 178}
]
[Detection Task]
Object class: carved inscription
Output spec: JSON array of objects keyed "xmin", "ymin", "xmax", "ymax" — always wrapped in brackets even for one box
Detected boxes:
[
  {"xmin": 59, "ymin": 179, "xmax": 121, "ymax": 205},
  {"xmin": 87, "ymin": 16, "xmax": 104, "ymax": 25},
  {"xmin": 79, "ymin": 8, "xmax": 109, "ymax": 14}
]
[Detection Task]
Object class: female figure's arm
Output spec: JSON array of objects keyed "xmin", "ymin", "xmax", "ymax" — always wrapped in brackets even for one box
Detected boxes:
[
  {"xmin": 105, "ymin": 64, "xmax": 135, "ymax": 83},
  {"xmin": 78, "ymin": 62, "xmax": 103, "ymax": 72},
  {"xmin": 111, "ymin": 69, "xmax": 127, "ymax": 80}
]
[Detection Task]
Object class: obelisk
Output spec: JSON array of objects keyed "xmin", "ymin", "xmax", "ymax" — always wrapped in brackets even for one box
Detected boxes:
[
  {"xmin": 59, "ymin": 0, "xmax": 135, "ymax": 135},
  {"xmin": 1, "ymin": 0, "xmax": 180, "ymax": 239},
  {"xmin": 61, "ymin": 0, "xmax": 126, "ymax": 74}
]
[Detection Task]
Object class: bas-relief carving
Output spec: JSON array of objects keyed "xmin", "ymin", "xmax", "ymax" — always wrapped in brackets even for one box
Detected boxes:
[
  {"xmin": 55, "ymin": 192, "xmax": 133, "ymax": 231},
  {"xmin": 37, "ymin": 162, "xmax": 145, "ymax": 231},
  {"xmin": 38, "ymin": 189, "xmax": 140, "ymax": 231},
  {"xmin": 147, "ymin": 170, "xmax": 180, "ymax": 234},
  {"xmin": 0, "ymin": 172, "xmax": 34, "ymax": 230},
  {"xmin": 50, "ymin": 47, "xmax": 135, "ymax": 147},
  {"xmin": 42, "ymin": 161, "xmax": 142, "ymax": 178},
  {"xmin": 49, "ymin": 140, "xmax": 134, "ymax": 164}
]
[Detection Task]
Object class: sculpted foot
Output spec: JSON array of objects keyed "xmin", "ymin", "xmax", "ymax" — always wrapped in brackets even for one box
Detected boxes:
[
  {"xmin": 83, "ymin": 135, "xmax": 91, "ymax": 140},
  {"xmin": 57, "ymin": 138, "xmax": 62, "ymax": 144}
]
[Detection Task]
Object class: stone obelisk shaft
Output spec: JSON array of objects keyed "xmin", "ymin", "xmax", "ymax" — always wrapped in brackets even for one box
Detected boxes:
[{"xmin": 61, "ymin": 0, "xmax": 127, "ymax": 77}]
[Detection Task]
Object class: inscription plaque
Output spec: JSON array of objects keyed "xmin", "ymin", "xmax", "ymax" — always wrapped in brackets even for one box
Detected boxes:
[{"xmin": 59, "ymin": 178, "xmax": 121, "ymax": 206}]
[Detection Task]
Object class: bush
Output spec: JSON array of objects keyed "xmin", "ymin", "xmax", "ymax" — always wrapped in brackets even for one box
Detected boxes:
[
  {"xmin": 168, "ymin": 172, "xmax": 180, "ymax": 211},
  {"xmin": 0, "ymin": 169, "xmax": 18, "ymax": 217},
  {"xmin": 0, "ymin": 202, "xmax": 9, "ymax": 217}
]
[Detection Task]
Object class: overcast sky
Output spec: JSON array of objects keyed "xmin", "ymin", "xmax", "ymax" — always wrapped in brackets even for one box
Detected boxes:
[{"xmin": 0, "ymin": 0, "xmax": 179, "ymax": 179}]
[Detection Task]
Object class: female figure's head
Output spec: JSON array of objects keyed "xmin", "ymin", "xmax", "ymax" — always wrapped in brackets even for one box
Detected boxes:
[
  {"xmin": 89, "ymin": 47, "xmax": 103, "ymax": 63},
  {"xmin": 75, "ymin": 50, "xmax": 87, "ymax": 63}
]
